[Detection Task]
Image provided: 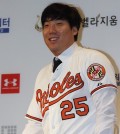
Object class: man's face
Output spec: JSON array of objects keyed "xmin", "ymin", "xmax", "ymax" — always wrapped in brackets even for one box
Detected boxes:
[{"xmin": 42, "ymin": 19, "xmax": 78, "ymax": 56}]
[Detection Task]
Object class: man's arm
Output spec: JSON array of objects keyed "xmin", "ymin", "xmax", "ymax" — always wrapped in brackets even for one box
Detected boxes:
[
  {"xmin": 92, "ymin": 87, "xmax": 117, "ymax": 134},
  {"xmin": 22, "ymin": 120, "xmax": 44, "ymax": 134}
]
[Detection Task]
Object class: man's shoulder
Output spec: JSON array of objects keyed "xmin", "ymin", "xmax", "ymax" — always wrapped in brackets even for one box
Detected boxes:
[
  {"xmin": 37, "ymin": 62, "xmax": 52, "ymax": 78},
  {"xmin": 76, "ymin": 46, "xmax": 106, "ymax": 58},
  {"xmin": 40, "ymin": 63, "xmax": 52, "ymax": 73}
]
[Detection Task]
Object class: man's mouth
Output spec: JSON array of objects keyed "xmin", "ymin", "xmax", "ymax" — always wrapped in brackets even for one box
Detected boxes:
[{"xmin": 49, "ymin": 37, "xmax": 59, "ymax": 41}]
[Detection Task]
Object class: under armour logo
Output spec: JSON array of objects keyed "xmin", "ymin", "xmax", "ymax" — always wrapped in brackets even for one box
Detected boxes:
[
  {"xmin": 4, "ymin": 78, "xmax": 17, "ymax": 87},
  {"xmin": 97, "ymin": 82, "xmax": 102, "ymax": 86},
  {"xmin": 1, "ymin": 74, "xmax": 20, "ymax": 94}
]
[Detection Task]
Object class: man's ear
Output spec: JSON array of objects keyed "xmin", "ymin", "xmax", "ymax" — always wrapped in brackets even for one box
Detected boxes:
[{"xmin": 72, "ymin": 27, "xmax": 78, "ymax": 36}]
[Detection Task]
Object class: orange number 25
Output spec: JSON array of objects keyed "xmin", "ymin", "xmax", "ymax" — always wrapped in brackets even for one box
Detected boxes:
[{"xmin": 60, "ymin": 96, "xmax": 89, "ymax": 120}]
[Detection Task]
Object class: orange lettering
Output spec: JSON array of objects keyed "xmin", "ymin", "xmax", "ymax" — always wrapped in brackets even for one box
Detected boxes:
[{"xmin": 49, "ymin": 82, "xmax": 60, "ymax": 98}]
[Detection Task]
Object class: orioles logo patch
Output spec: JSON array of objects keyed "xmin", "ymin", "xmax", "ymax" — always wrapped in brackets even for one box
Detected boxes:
[{"xmin": 87, "ymin": 63, "xmax": 106, "ymax": 81}]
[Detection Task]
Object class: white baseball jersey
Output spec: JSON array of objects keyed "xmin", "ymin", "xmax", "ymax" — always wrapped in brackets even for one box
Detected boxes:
[{"xmin": 22, "ymin": 43, "xmax": 117, "ymax": 134}]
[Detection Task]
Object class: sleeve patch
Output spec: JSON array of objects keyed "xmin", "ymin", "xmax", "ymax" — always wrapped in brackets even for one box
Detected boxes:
[{"xmin": 87, "ymin": 63, "xmax": 106, "ymax": 81}]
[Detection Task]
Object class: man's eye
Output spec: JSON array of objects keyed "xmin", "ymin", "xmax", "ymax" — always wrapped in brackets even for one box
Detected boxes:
[
  {"xmin": 56, "ymin": 22, "xmax": 63, "ymax": 25},
  {"xmin": 44, "ymin": 24, "xmax": 49, "ymax": 28}
]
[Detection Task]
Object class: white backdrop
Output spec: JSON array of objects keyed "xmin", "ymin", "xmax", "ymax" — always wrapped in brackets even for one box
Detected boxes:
[{"xmin": 0, "ymin": 0, "xmax": 120, "ymax": 133}]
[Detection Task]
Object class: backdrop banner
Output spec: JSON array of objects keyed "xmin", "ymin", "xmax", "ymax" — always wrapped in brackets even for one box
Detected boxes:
[{"xmin": 0, "ymin": 0, "xmax": 120, "ymax": 133}]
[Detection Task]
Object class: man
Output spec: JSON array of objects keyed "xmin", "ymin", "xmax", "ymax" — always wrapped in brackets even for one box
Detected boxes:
[{"xmin": 22, "ymin": 3, "xmax": 117, "ymax": 134}]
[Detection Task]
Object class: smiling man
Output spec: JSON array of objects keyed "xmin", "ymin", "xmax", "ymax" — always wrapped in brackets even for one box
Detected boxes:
[
  {"xmin": 43, "ymin": 19, "xmax": 77, "ymax": 56},
  {"xmin": 22, "ymin": 3, "xmax": 117, "ymax": 134},
  {"xmin": 41, "ymin": 4, "xmax": 79, "ymax": 56}
]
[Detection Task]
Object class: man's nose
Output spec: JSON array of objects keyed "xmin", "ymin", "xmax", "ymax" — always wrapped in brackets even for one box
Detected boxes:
[{"xmin": 49, "ymin": 24, "xmax": 56, "ymax": 33}]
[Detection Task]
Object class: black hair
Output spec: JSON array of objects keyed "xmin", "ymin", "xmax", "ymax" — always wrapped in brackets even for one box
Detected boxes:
[{"xmin": 41, "ymin": 3, "xmax": 82, "ymax": 41}]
